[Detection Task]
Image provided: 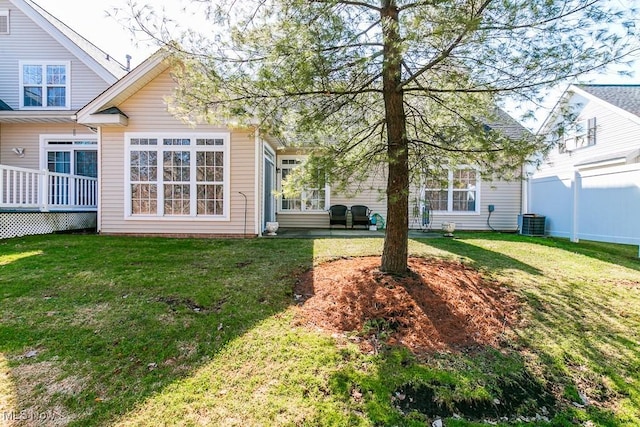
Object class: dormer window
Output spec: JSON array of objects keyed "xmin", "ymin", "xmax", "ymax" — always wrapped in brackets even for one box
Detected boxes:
[
  {"xmin": 19, "ymin": 61, "xmax": 70, "ymax": 109},
  {"xmin": 0, "ymin": 10, "xmax": 9, "ymax": 35}
]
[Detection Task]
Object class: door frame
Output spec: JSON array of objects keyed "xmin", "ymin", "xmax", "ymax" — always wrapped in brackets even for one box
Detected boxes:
[
  {"xmin": 39, "ymin": 134, "xmax": 98, "ymax": 176},
  {"xmin": 263, "ymin": 144, "xmax": 276, "ymax": 230}
]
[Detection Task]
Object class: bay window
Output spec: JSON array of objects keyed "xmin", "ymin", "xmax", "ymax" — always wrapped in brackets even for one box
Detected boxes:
[{"xmin": 125, "ymin": 133, "xmax": 229, "ymax": 219}]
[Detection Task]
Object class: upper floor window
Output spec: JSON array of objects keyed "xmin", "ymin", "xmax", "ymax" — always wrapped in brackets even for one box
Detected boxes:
[
  {"xmin": 559, "ymin": 117, "xmax": 596, "ymax": 153},
  {"xmin": 424, "ymin": 167, "xmax": 479, "ymax": 213},
  {"xmin": 0, "ymin": 10, "xmax": 9, "ymax": 34},
  {"xmin": 19, "ymin": 61, "xmax": 70, "ymax": 109}
]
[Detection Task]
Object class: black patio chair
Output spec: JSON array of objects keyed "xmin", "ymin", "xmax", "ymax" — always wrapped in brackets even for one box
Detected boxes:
[
  {"xmin": 350, "ymin": 205, "xmax": 371, "ymax": 229},
  {"xmin": 328, "ymin": 204, "xmax": 348, "ymax": 228}
]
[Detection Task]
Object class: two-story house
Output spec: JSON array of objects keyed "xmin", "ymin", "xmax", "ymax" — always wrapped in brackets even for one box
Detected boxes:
[
  {"xmin": 0, "ymin": 0, "xmax": 127, "ymax": 238},
  {"xmin": 529, "ymin": 84, "xmax": 640, "ymax": 252}
]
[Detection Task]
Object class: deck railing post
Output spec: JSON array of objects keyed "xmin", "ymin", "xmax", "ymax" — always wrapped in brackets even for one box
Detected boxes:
[
  {"xmin": 40, "ymin": 169, "xmax": 50, "ymax": 212},
  {"xmin": 0, "ymin": 167, "xmax": 4, "ymax": 205}
]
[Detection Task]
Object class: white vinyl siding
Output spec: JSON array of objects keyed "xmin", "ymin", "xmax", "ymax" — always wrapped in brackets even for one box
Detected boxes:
[
  {"xmin": 531, "ymin": 88, "xmax": 640, "ymax": 246},
  {"xmin": 537, "ymin": 97, "xmax": 640, "ymax": 180}
]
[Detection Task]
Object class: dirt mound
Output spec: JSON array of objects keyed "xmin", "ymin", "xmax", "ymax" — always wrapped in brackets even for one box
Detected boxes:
[{"xmin": 294, "ymin": 256, "xmax": 519, "ymax": 354}]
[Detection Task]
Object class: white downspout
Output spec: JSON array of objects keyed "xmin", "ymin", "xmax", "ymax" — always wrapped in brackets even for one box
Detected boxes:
[{"xmin": 96, "ymin": 127, "xmax": 102, "ymax": 233}]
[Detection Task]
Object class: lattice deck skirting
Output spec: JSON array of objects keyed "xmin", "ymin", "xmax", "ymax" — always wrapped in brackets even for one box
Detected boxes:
[{"xmin": 0, "ymin": 211, "xmax": 97, "ymax": 239}]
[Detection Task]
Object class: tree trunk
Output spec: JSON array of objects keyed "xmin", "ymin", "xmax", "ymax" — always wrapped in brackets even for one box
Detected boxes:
[{"xmin": 380, "ymin": 0, "xmax": 409, "ymax": 274}]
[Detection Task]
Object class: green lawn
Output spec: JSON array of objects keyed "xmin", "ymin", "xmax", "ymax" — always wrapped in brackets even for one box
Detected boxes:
[{"xmin": 0, "ymin": 233, "xmax": 638, "ymax": 426}]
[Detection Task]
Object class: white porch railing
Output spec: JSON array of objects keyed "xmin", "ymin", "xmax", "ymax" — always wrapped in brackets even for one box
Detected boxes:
[{"xmin": 0, "ymin": 164, "xmax": 97, "ymax": 211}]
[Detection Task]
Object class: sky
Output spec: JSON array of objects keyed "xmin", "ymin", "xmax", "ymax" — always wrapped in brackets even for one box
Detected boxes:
[
  {"xmin": 33, "ymin": 0, "xmax": 640, "ymax": 130},
  {"xmin": 34, "ymin": 0, "xmax": 160, "ymax": 68}
]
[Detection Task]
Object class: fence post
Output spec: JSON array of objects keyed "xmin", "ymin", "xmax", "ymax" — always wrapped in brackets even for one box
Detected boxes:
[
  {"xmin": 570, "ymin": 169, "xmax": 580, "ymax": 243},
  {"xmin": 0, "ymin": 167, "xmax": 4, "ymax": 205}
]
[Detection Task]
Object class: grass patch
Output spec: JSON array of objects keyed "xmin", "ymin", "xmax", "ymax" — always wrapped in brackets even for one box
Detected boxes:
[{"xmin": 0, "ymin": 233, "xmax": 638, "ymax": 425}]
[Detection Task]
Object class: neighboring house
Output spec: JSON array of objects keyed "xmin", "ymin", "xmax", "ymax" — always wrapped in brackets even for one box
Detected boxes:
[
  {"xmin": 0, "ymin": 0, "xmax": 128, "ymax": 238},
  {"xmin": 529, "ymin": 84, "xmax": 640, "ymax": 250}
]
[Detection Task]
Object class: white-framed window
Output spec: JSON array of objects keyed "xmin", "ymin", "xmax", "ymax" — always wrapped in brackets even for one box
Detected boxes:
[
  {"xmin": 278, "ymin": 156, "xmax": 329, "ymax": 212},
  {"xmin": 19, "ymin": 61, "xmax": 70, "ymax": 109},
  {"xmin": 424, "ymin": 167, "xmax": 479, "ymax": 213},
  {"xmin": 125, "ymin": 133, "xmax": 230, "ymax": 220},
  {"xmin": 560, "ymin": 117, "xmax": 596, "ymax": 153},
  {"xmin": 0, "ymin": 9, "xmax": 9, "ymax": 34}
]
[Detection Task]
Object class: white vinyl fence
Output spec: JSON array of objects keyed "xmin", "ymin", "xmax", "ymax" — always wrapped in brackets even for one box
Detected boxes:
[{"xmin": 530, "ymin": 163, "xmax": 640, "ymax": 256}]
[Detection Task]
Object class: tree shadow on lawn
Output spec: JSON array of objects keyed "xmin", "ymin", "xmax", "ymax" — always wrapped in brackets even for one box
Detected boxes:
[
  {"xmin": 412, "ymin": 233, "xmax": 640, "ymax": 424},
  {"xmin": 514, "ymin": 281, "xmax": 640, "ymax": 423},
  {"xmin": 534, "ymin": 236, "xmax": 640, "ymax": 271},
  {"xmin": 434, "ymin": 232, "xmax": 640, "ymax": 272},
  {"xmin": 411, "ymin": 234, "xmax": 544, "ymax": 276},
  {"xmin": 0, "ymin": 235, "xmax": 315, "ymax": 426}
]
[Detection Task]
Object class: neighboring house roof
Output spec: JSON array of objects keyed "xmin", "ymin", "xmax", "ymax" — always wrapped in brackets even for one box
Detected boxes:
[
  {"xmin": 541, "ymin": 84, "xmax": 640, "ymax": 132},
  {"xmin": 485, "ymin": 108, "xmax": 532, "ymax": 140},
  {"xmin": 575, "ymin": 84, "xmax": 640, "ymax": 118},
  {"xmin": 10, "ymin": 0, "xmax": 128, "ymax": 83},
  {"xmin": 0, "ymin": 99, "xmax": 13, "ymax": 111}
]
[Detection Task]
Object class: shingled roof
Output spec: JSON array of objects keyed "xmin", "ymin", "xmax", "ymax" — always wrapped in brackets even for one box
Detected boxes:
[
  {"xmin": 575, "ymin": 84, "xmax": 640, "ymax": 118},
  {"xmin": 484, "ymin": 107, "xmax": 532, "ymax": 140}
]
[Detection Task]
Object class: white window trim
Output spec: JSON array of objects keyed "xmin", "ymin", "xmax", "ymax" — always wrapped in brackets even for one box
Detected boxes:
[
  {"xmin": 425, "ymin": 166, "xmax": 481, "ymax": 215},
  {"xmin": 277, "ymin": 155, "xmax": 330, "ymax": 213},
  {"xmin": 263, "ymin": 143, "xmax": 276, "ymax": 223},
  {"xmin": 0, "ymin": 9, "xmax": 9, "ymax": 35},
  {"xmin": 39, "ymin": 134, "xmax": 98, "ymax": 173},
  {"xmin": 19, "ymin": 61, "xmax": 71, "ymax": 109},
  {"xmin": 562, "ymin": 117, "xmax": 596, "ymax": 153},
  {"xmin": 124, "ymin": 132, "xmax": 231, "ymax": 221}
]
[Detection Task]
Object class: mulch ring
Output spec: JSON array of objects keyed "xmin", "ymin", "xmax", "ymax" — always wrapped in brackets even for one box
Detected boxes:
[{"xmin": 294, "ymin": 256, "xmax": 520, "ymax": 354}]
